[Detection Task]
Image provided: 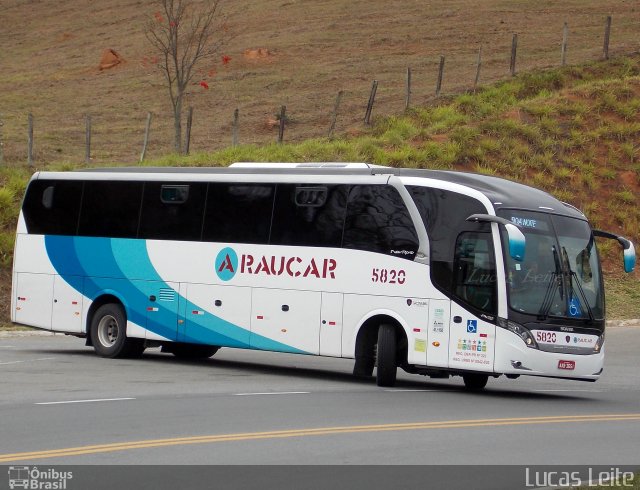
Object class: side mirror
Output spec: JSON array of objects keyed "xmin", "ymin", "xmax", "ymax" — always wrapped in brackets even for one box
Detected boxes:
[
  {"xmin": 593, "ymin": 230, "xmax": 636, "ymax": 273},
  {"xmin": 466, "ymin": 214, "xmax": 526, "ymax": 261}
]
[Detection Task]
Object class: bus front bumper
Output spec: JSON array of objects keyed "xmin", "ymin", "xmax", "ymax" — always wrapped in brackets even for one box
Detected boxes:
[{"xmin": 494, "ymin": 328, "xmax": 604, "ymax": 381}]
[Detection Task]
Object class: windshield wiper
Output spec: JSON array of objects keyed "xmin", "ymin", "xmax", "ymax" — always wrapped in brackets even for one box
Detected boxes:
[
  {"xmin": 538, "ymin": 246, "xmax": 563, "ymax": 320},
  {"xmin": 569, "ymin": 271, "xmax": 595, "ymax": 322}
]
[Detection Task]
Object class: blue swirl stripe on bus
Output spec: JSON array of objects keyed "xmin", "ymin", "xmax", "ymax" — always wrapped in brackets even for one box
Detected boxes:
[{"xmin": 44, "ymin": 235, "xmax": 307, "ymax": 354}]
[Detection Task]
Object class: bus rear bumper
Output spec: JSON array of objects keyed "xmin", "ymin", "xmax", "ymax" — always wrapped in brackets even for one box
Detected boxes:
[{"xmin": 494, "ymin": 329, "xmax": 604, "ymax": 381}]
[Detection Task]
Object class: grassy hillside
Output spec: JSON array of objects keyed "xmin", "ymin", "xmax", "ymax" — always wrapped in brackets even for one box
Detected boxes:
[
  {"xmin": 0, "ymin": 55, "xmax": 639, "ymax": 323},
  {"xmin": 1, "ymin": 0, "xmax": 640, "ymax": 165}
]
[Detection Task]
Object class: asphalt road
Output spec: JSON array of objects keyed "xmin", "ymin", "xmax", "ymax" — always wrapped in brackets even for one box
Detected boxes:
[{"xmin": 1, "ymin": 327, "xmax": 639, "ymax": 476}]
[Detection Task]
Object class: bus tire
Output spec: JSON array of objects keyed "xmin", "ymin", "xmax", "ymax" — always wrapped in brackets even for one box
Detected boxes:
[
  {"xmin": 90, "ymin": 303, "xmax": 144, "ymax": 358},
  {"xmin": 462, "ymin": 373, "xmax": 489, "ymax": 391},
  {"xmin": 376, "ymin": 324, "xmax": 397, "ymax": 387},
  {"xmin": 169, "ymin": 343, "xmax": 219, "ymax": 359}
]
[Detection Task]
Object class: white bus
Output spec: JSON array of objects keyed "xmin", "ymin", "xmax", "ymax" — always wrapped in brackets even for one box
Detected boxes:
[{"xmin": 11, "ymin": 163, "xmax": 636, "ymax": 389}]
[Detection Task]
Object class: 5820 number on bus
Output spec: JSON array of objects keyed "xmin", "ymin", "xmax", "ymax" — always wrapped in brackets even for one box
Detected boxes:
[{"xmin": 371, "ymin": 268, "xmax": 406, "ymax": 284}]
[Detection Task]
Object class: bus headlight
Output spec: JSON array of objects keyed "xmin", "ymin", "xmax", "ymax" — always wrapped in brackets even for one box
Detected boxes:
[{"xmin": 497, "ymin": 318, "xmax": 539, "ymax": 349}]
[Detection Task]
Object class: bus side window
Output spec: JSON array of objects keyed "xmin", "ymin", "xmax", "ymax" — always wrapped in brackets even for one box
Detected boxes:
[
  {"xmin": 203, "ymin": 183, "xmax": 274, "ymax": 244},
  {"xmin": 270, "ymin": 184, "xmax": 348, "ymax": 248},
  {"xmin": 138, "ymin": 182, "xmax": 206, "ymax": 241},
  {"xmin": 342, "ymin": 185, "xmax": 418, "ymax": 259},
  {"xmin": 22, "ymin": 180, "xmax": 83, "ymax": 236},
  {"xmin": 78, "ymin": 181, "xmax": 143, "ymax": 238}
]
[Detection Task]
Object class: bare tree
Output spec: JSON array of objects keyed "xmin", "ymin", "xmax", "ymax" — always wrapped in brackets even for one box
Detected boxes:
[{"xmin": 146, "ymin": 0, "xmax": 227, "ymax": 154}]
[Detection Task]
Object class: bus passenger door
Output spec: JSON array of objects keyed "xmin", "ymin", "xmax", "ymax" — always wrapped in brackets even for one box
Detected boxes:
[
  {"xmin": 51, "ymin": 275, "xmax": 83, "ymax": 333},
  {"xmin": 320, "ymin": 292, "xmax": 343, "ymax": 357},
  {"xmin": 251, "ymin": 288, "xmax": 321, "ymax": 355},
  {"xmin": 426, "ymin": 299, "xmax": 450, "ymax": 368},
  {"xmin": 448, "ymin": 303, "xmax": 495, "ymax": 372},
  {"xmin": 140, "ymin": 281, "xmax": 180, "ymax": 341}
]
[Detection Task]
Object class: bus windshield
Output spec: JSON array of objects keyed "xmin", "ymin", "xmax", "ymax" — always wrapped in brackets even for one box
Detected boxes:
[{"xmin": 498, "ymin": 210, "xmax": 604, "ymax": 321}]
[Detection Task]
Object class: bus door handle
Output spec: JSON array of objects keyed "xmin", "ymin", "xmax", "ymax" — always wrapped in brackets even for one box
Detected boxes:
[
  {"xmin": 453, "ymin": 316, "xmax": 462, "ymax": 323},
  {"xmin": 281, "ymin": 305, "xmax": 289, "ymax": 312},
  {"xmin": 149, "ymin": 295, "xmax": 156, "ymax": 302}
]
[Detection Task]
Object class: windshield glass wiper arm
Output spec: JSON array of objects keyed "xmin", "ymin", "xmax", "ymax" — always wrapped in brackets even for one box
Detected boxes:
[
  {"xmin": 569, "ymin": 271, "xmax": 595, "ymax": 322},
  {"xmin": 537, "ymin": 246, "xmax": 563, "ymax": 321}
]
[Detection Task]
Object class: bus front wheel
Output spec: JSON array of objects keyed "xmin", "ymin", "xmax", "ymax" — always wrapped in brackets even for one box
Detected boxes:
[
  {"xmin": 376, "ymin": 324, "xmax": 397, "ymax": 387},
  {"xmin": 90, "ymin": 303, "xmax": 145, "ymax": 358},
  {"xmin": 462, "ymin": 373, "xmax": 489, "ymax": 391}
]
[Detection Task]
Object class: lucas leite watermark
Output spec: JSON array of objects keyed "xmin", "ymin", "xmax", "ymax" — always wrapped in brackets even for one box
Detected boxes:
[
  {"xmin": 7, "ymin": 466, "xmax": 73, "ymax": 489},
  {"xmin": 525, "ymin": 467, "xmax": 635, "ymax": 488}
]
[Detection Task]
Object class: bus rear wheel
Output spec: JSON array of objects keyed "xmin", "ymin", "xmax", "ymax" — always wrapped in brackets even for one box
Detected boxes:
[
  {"xmin": 376, "ymin": 324, "xmax": 397, "ymax": 387},
  {"xmin": 168, "ymin": 342, "xmax": 219, "ymax": 359},
  {"xmin": 462, "ymin": 373, "xmax": 489, "ymax": 391},
  {"xmin": 90, "ymin": 303, "xmax": 145, "ymax": 358}
]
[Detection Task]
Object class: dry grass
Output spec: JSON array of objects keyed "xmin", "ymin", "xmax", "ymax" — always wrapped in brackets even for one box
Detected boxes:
[{"xmin": 1, "ymin": 0, "xmax": 640, "ymax": 165}]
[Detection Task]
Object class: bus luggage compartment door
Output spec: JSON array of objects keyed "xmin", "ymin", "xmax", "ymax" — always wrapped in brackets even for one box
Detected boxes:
[
  {"xmin": 51, "ymin": 274, "xmax": 83, "ymax": 333},
  {"xmin": 320, "ymin": 292, "xmax": 343, "ymax": 357},
  {"xmin": 251, "ymin": 288, "xmax": 321, "ymax": 355},
  {"xmin": 138, "ymin": 281, "xmax": 180, "ymax": 341},
  {"xmin": 14, "ymin": 272, "xmax": 54, "ymax": 330}
]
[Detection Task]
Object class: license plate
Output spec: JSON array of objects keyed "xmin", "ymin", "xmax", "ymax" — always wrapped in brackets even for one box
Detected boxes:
[{"xmin": 558, "ymin": 360, "xmax": 575, "ymax": 370}]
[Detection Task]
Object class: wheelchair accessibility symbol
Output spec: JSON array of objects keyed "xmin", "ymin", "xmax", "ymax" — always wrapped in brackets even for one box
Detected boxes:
[{"xmin": 467, "ymin": 320, "xmax": 478, "ymax": 333}]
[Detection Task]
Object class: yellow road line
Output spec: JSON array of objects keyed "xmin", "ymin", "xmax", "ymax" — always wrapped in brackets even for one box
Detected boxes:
[{"xmin": 1, "ymin": 413, "xmax": 639, "ymax": 463}]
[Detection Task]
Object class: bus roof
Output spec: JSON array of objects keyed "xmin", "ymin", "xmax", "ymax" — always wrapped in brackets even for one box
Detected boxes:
[{"xmin": 50, "ymin": 163, "xmax": 585, "ymax": 219}]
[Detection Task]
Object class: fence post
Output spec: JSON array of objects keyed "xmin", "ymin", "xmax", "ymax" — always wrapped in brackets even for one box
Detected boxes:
[
  {"xmin": 27, "ymin": 113, "xmax": 34, "ymax": 166},
  {"xmin": 603, "ymin": 15, "xmax": 612, "ymax": 60},
  {"xmin": 328, "ymin": 91, "xmax": 344, "ymax": 138},
  {"xmin": 232, "ymin": 108, "xmax": 239, "ymax": 146},
  {"xmin": 184, "ymin": 106, "xmax": 193, "ymax": 155},
  {"xmin": 278, "ymin": 105, "xmax": 286, "ymax": 143},
  {"xmin": 140, "ymin": 112, "xmax": 152, "ymax": 163},
  {"xmin": 364, "ymin": 80, "xmax": 378, "ymax": 125},
  {"xmin": 510, "ymin": 33, "xmax": 518, "ymax": 76},
  {"xmin": 436, "ymin": 55, "xmax": 445, "ymax": 96},
  {"xmin": 561, "ymin": 22, "xmax": 569, "ymax": 66},
  {"xmin": 0, "ymin": 113, "xmax": 3, "ymax": 166},
  {"xmin": 405, "ymin": 67, "xmax": 412, "ymax": 111},
  {"xmin": 474, "ymin": 46, "xmax": 482, "ymax": 93},
  {"xmin": 85, "ymin": 114, "xmax": 92, "ymax": 164}
]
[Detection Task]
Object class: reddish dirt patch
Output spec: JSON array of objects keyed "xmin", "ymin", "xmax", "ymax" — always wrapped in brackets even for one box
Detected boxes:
[
  {"xmin": 503, "ymin": 108, "xmax": 522, "ymax": 122},
  {"xmin": 264, "ymin": 117, "xmax": 279, "ymax": 129},
  {"xmin": 99, "ymin": 49, "xmax": 125, "ymax": 71},
  {"xmin": 431, "ymin": 133, "xmax": 449, "ymax": 142},
  {"xmin": 243, "ymin": 48, "xmax": 273, "ymax": 60},
  {"xmin": 620, "ymin": 170, "xmax": 639, "ymax": 190}
]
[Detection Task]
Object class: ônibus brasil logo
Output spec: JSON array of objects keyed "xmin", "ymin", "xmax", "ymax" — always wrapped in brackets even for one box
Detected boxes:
[{"xmin": 215, "ymin": 247, "xmax": 238, "ymax": 281}]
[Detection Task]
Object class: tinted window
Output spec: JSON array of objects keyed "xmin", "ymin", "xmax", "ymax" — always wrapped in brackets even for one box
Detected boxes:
[
  {"xmin": 22, "ymin": 180, "xmax": 83, "ymax": 235},
  {"xmin": 203, "ymin": 183, "xmax": 274, "ymax": 244},
  {"xmin": 343, "ymin": 185, "xmax": 418, "ymax": 259},
  {"xmin": 78, "ymin": 181, "xmax": 143, "ymax": 238},
  {"xmin": 270, "ymin": 184, "xmax": 348, "ymax": 247},
  {"xmin": 453, "ymin": 232, "xmax": 497, "ymax": 313},
  {"xmin": 139, "ymin": 183, "xmax": 206, "ymax": 241},
  {"xmin": 408, "ymin": 186, "xmax": 495, "ymax": 313}
]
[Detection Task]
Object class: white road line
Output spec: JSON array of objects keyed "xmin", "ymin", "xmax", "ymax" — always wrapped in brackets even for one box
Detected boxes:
[
  {"xmin": 233, "ymin": 391, "xmax": 310, "ymax": 396},
  {"xmin": 35, "ymin": 397, "xmax": 136, "ymax": 405},
  {"xmin": 383, "ymin": 389, "xmax": 448, "ymax": 392},
  {"xmin": 0, "ymin": 357, "xmax": 54, "ymax": 365},
  {"xmin": 532, "ymin": 389, "xmax": 603, "ymax": 393}
]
